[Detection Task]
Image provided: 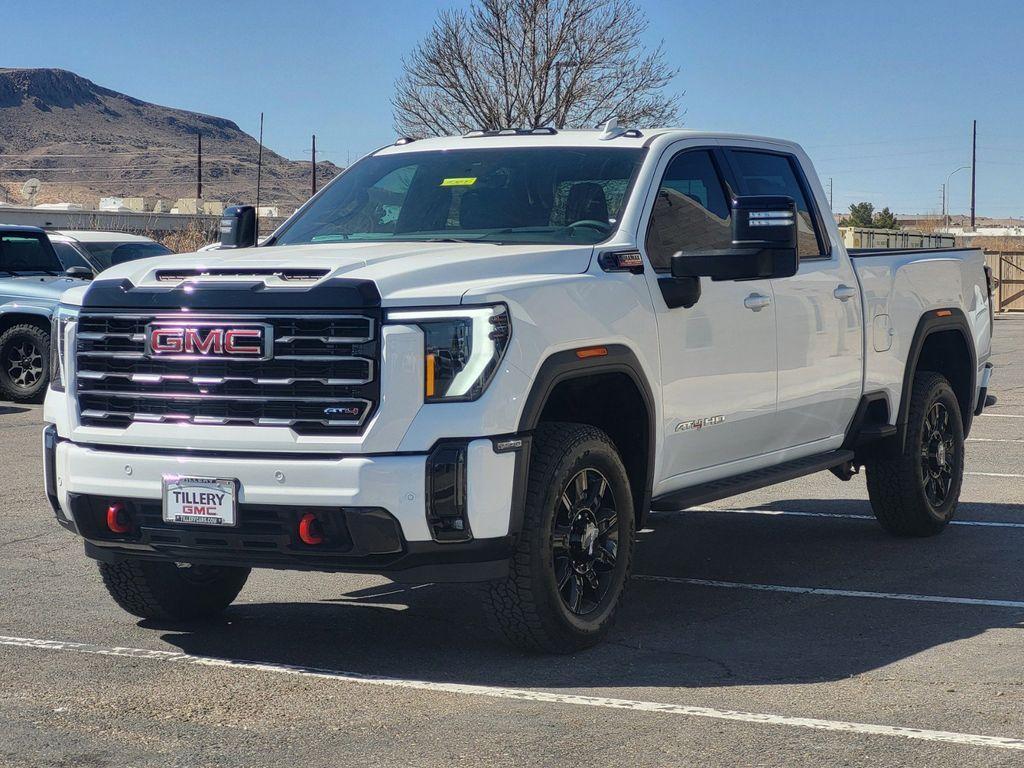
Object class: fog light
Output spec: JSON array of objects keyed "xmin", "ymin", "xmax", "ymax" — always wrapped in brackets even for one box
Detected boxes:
[
  {"xmin": 425, "ymin": 442, "xmax": 471, "ymax": 542},
  {"xmin": 106, "ymin": 503, "xmax": 130, "ymax": 534}
]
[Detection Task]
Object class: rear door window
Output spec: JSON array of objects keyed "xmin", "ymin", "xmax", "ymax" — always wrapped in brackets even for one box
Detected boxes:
[{"xmin": 724, "ymin": 150, "xmax": 827, "ymax": 259}]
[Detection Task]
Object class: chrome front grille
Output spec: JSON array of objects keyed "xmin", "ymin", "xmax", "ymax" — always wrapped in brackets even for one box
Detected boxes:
[{"xmin": 75, "ymin": 312, "xmax": 380, "ymax": 433}]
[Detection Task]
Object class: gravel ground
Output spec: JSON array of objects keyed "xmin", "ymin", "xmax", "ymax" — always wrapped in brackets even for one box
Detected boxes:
[{"xmin": 0, "ymin": 317, "xmax": 1022, "ymax": 767}]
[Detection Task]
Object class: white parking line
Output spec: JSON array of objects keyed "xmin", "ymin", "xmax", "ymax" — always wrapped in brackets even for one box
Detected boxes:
[
  {"xmin": 980, "ymin": 413, "xmax": 1024, "ymax": 419},
  {"xmin": 0, "ymin": 634, "xmax": 1021, "ymax": 752},
  {"xmin": 968, "ymin": 437, "xmax": 1024, "ymax": 443},
  {"xmin": 967, "ymin": 471, "xmax": 1024, "ymax": 478},
  {"xmin": 682, "ymin": 506, "xmax": 1024, "ymax": 529},
  {"xmin": 634, "ymin": 574, "xmax": 1024, "ymax": 610}
]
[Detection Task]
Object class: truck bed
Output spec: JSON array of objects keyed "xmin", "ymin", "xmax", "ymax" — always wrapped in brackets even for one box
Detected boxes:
[{"xmin": 850, "ymin": 246, "xmax": 992, "ymax": 426}]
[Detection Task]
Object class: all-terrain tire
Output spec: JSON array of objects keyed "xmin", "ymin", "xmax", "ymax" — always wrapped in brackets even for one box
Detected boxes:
[
  {"xmin": 481, "ymin": 422, "xmax": 634, "ymax": 653},
  {"xmin": 865, "ymin": 371, "xmax": 965, "ymax": 537},
  {"xmin": 98, "ymin": 559, "xmax": 250, "ymax": 621},
  {"xmin": 0, "ymin": 323, "xmax": 49, "ymax": 402}
]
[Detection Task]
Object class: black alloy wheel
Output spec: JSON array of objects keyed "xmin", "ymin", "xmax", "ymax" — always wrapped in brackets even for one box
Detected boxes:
[
  {"xmin": 552, "ymin": 468, "xmax": 619, "ymax": 616},
  {"xmin": 920, "ymin": 401, "xmax": 956, "ymax": 508}
]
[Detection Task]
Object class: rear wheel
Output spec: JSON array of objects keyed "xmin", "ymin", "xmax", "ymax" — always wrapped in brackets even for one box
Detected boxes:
[
  {"xmin": 866, "ymin": 372, "xmax": 965, "ymax": 536},
  {"xmin": 98, "ymin": 559, "xmax": 250, "ymax": 621},
  {"xmin": 481, "ymin": 422, "xmax": 634, "ymax": 653},
  {"xmin": 0, "ymin": 324, "xmax": 49, "ymax": 402}
]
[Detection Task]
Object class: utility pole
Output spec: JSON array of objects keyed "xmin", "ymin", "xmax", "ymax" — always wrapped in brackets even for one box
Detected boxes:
[
  {"xmin": 196, "ymin": 132, "xmax": 202, "ymax": 200},
  {"xmin": 970, "ymin": 119, "xmax": 977, "ymax": 229},
  {"xmin": 255, "ymin": 112, "xmax": 264, "ymax": 216},
  {"xmin": 941, "ymin": 183, "xmax": 946, "ymax": 225},
  {"xmin": 828, "ymin": 177, "xmax": 833, "ymax": 213},
  {"xmin": 311, "ymin": 134, "xmax": 317, "ymax": 197}
]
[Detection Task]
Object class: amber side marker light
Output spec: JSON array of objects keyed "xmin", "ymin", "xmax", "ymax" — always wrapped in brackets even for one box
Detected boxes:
[
  {"xmin": 576, "ymin": 346, "xmax": 609, "ymax": 359},
  {"xmin": 425, "ymin": 353, "xmax": 436, "ymax": 398},
  {"xmin": 935, "ymin": 309, "xmax": 953, "ymax": 318}
]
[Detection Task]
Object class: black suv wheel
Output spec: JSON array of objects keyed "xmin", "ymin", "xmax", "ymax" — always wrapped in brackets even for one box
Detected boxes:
[
  {"xmin": 866, "ymin": 371, "xmax": 965, "ymax": 536},
  {"xmin": 0, "ymin": 323, "xmax": 49, "ymax": 402},
  {"xmin": 481, "ymin": 422, "xmax": 634, "ymax": 653}
]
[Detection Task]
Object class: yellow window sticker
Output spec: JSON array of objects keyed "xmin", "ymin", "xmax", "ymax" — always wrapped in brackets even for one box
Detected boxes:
[{"xmin": 440, "ymin": 177, "xmax": 477, "ymax": 187}]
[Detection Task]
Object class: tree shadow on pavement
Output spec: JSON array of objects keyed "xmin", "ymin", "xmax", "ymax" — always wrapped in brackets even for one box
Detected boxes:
[{"xmin": 155, "ymin": 498, "xmax": 1024, "ymax": 691}]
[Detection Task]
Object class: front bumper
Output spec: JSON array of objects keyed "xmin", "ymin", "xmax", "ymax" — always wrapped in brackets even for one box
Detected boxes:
[{"xmin": 44, "ymin": 427, "xmax": 523, "ymax": 582}]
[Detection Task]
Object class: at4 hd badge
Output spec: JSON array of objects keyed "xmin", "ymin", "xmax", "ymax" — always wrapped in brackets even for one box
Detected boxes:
[{"xmin": 675, "ymin": 415, "xmax": 725, "ymax": 433}]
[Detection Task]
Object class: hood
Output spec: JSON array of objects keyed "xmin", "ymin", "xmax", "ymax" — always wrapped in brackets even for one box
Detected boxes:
[
  {"xmin": 0, "ymin": 274, "xmax": 86, "ymax": 302},
  {"xmin": 95, "ymin": 241, "xmax": 596, "ymax": 304}
]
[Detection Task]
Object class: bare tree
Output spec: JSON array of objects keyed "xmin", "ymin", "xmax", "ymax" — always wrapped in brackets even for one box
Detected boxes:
[{"xmin": 393, "ymin": 0, "xmax": 680, "ymax": 136}]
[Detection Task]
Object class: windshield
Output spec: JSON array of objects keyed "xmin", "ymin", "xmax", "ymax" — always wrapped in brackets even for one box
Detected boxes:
[
  {"xmin": 79, "ymin": 240, "xmax": 174, "ymax": 270},
  {"xmin": 273, "ymin": 146, "xmax": 645, "ymax": 246}
]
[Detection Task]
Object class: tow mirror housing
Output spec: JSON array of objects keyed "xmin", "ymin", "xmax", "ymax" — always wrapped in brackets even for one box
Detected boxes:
[
  {"xmin": 219, "ymin": 205, "xmax": 258, "ymax": 249},
  {"xmin": 671, "ymin": 195, "xmax": 799, "ymax": 282}
]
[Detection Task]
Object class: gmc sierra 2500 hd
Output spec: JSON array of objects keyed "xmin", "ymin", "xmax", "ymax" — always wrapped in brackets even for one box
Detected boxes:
[{"xmin": 43, "ymin": 125, "xmax": 995, "ymax": 652}]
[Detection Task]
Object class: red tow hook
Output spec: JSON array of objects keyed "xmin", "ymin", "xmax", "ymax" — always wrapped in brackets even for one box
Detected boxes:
[
  {"xmin": 106, "ymin": 502, "xmax": 131, "ymax": 534},
  {"xmin": 298, "ymin": 512, "xmax": 324, "ymax": 545}
]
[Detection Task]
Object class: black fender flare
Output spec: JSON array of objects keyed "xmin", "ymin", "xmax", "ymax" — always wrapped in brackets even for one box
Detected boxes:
[
  {"xmin": 517, "ymin": 344, "xmax": 657, "ymax": 525},
  {"xmin": 898, "ymin": 307, "xmax": 976, "ymax": 446}
]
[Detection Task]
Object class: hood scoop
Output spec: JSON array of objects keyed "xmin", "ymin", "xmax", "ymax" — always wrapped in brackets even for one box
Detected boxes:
[{"xmin": 154, "ymin": 267, "xmax": 329, "ymax": 283}]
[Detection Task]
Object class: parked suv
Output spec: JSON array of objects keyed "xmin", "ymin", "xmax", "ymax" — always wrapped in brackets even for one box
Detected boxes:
[
  {"xmin": 0, "ymin": 226, "xmax": 88, "ymax": 401},
  {"xmin": 47, "ymin": 230, "xmax": 173, "ymax": 277},
  {"xmin": 44, "ymin": 128, "xmax": 994, "ymax": 652}
]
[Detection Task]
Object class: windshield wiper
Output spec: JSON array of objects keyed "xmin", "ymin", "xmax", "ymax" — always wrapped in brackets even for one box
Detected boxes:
[{"xmin": 419, "ymin": 237, "xmax": 487, "ymax": 244}]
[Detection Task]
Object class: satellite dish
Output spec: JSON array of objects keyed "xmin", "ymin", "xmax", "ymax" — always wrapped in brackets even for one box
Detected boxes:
[{"xmin": 21, "ymin": 178, "xmax": 41, "ymax": 206}]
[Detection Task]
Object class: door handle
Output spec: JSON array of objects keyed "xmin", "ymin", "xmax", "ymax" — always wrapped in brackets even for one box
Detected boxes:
[
  {"xmin": 834, "ymin": 284, "xmax": 857, "ymax": 302},
  {"xmin": 743, "ymin": 293, "xmax": 772, "ymax": 312}
]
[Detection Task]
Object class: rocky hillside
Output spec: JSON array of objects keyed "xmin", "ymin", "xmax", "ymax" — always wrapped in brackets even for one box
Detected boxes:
[{"xmin": 0, "ymin": 68, "xmax": 339, "ymax": 212}]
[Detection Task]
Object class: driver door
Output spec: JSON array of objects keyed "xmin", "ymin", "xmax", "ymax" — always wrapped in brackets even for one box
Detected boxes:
[{"xmin": 638, "ymin": 145, "xmax": 778, "ymax": 491}]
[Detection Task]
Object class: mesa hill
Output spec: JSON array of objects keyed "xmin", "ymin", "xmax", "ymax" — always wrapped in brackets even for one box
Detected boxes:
[{"xmin": 0, "ymin": 67, "xmax": 339, "ymax": 212}]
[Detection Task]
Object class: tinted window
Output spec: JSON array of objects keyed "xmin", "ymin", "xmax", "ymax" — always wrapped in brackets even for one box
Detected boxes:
[
  {"xmin": 0, "ymin": 233, "xmax": 62, "ymax": 274},
  {"xmin": 274, "ymin": 147, "xmax": 645, "ymax": 247},
  {"xmin": 645, "ymin": 150, "xmax": 731, "ymax": 270},
  {"xmin": 727, "ymin": 150, "xmax": 825, "ymax": 258},
  {"xmin": 51, "ymin": 241, "xmax": 93, "ymax": 271},
  {"xmin": 79, "ymin": 241, "xmax": 173, "ymax": 270}
]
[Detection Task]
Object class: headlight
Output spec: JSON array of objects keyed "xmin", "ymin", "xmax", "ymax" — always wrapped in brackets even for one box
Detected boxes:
[
  {"xmin": 50, "ymin": 305, "xmax": 78, "ymax": 393},
  {"xmin": 388, "ymin": 305, "xmax": 511, "ymax": 402}
]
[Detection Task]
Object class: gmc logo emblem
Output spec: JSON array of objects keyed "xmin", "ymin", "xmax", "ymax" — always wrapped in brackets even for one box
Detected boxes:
[{"xmin": 146, "ymin": 324, "xmax": 272, "ymax": 359}]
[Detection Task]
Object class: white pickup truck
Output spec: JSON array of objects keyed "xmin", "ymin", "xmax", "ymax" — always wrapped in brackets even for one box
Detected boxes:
[{"xmin": 43, "ymin": 126, "xmax": 995, "ymax": 652}]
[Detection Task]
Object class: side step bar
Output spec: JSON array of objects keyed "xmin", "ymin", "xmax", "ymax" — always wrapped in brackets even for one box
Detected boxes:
[{"xmin": 650, "ymin": 450, "xmax": 855, "ymax": 512}]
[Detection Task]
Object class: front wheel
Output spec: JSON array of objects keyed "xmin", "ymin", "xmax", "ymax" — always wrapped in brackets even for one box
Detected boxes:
[
  {"xmin": 481, "ymin": 422, "xmax": 634, "ymax": 653},
  {"xmin": 0, "ymin": 323, "xmax": 49, "ymax": 402},
  {"xmin": 866, "ymin": 371, "xmax": 965, "ymax": 536}
]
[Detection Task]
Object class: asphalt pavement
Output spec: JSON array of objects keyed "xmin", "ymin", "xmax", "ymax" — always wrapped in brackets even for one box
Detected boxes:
[{"xmin": 1, "ymin": 317, "xmax": 1023, "ymax": 767}]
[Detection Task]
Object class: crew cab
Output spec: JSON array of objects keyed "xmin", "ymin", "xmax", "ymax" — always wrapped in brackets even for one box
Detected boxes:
[{"xmin": 43, "ymin": 126, "xmax": 995, "ymax": 652}]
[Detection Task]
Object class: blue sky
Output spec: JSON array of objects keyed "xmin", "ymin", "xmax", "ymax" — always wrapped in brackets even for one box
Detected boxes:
[{"xmin": 4, "ymin": 0, "xmax": 1024, "ymax": 217}]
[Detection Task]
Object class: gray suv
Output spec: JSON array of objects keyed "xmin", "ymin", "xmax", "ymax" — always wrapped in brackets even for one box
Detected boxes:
[{"xmin": 0, "ymin": 225, "xmax": 88, "ymax": 402}]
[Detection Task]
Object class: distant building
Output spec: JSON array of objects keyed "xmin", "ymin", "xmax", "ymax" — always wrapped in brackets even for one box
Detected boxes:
[
  {"xmin": 100, "ymin": 196, "xmax": 148, "ymax": 212},
  {"xmin": 34, "ymin": 202, "xmax": 85, "ymax": 211}
]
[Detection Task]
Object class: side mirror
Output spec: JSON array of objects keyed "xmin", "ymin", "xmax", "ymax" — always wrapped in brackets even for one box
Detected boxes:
[
  {"xmin": 219, "ymin": 205, "xmax": 258, "ymax": 249},
  {"xmin": 64, "ymin": 266, "xmax": 94, "ymax": 280},
  {"xmin": 671, "ymin": 195, "xmax": 799, "ymax": 282}
]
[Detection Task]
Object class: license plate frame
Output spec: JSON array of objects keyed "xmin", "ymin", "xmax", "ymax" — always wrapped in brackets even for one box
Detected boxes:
[{"xmin": 161, "ymin": 475, "xmax": 239, "ymax": 527}]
